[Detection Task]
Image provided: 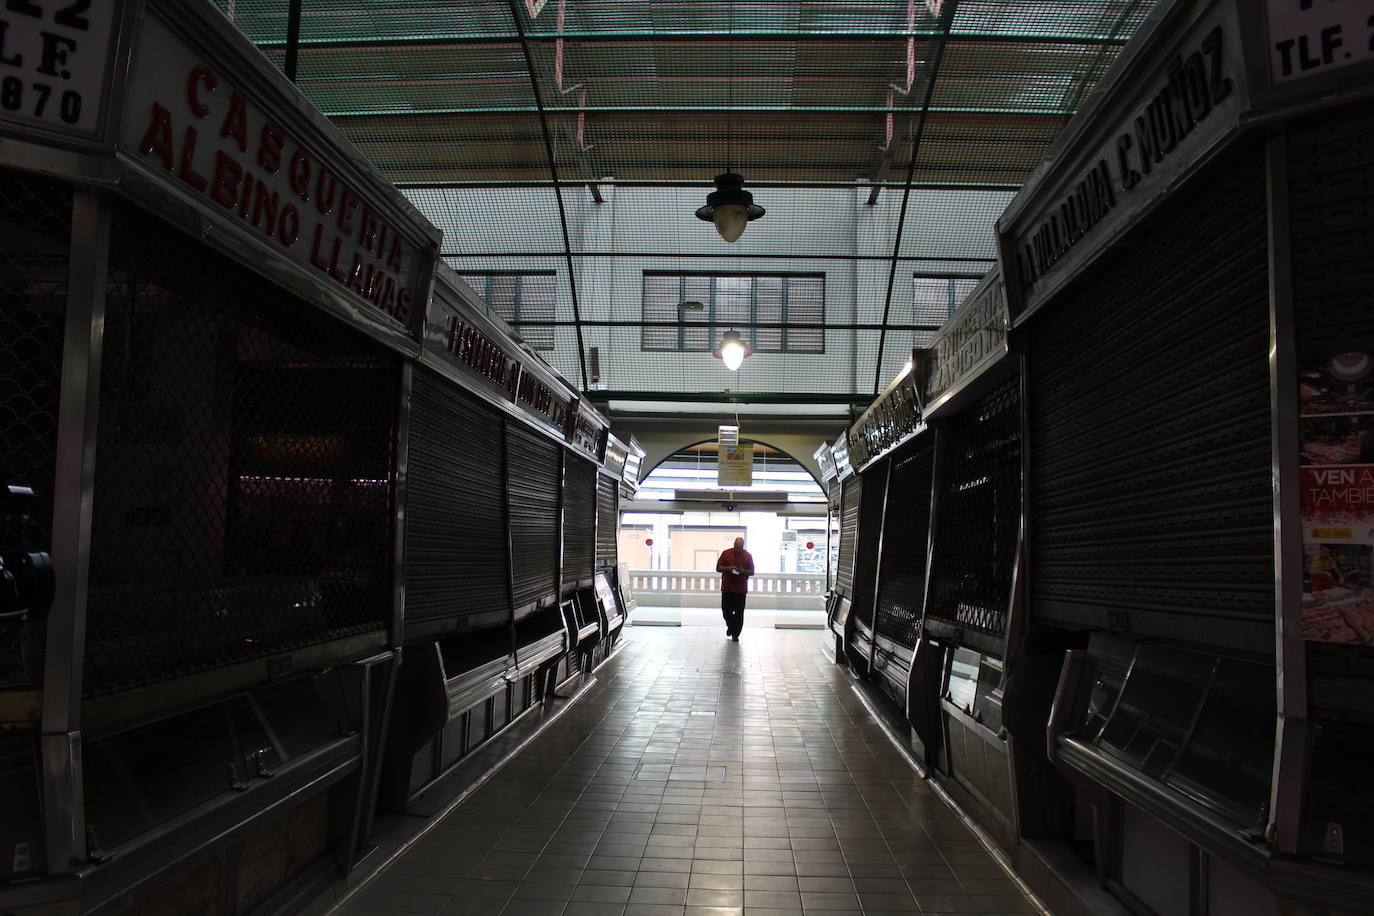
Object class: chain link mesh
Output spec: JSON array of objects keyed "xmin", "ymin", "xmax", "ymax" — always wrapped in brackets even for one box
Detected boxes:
[
  {"xmin": 0, "ymin": 169, "xmax": 70, "ymax": 687},
  {"xmin": 83, "ymin": 202, "xmax": 399, "ymax": 698}
]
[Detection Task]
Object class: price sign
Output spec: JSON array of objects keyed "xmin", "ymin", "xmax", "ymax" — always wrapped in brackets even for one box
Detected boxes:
[
  {"xmin": 0, "ymin": 0, "xmax": 118, "ymax": 137},
  {"xmin": 1268, "ymin": 0, "xmax": 1374, "ymax": 83}
]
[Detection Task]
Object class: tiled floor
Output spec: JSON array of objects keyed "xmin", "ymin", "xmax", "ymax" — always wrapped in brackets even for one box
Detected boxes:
[{"xmin": 337, "ymin": 628, "xmax": 1043, "ymax": 916}]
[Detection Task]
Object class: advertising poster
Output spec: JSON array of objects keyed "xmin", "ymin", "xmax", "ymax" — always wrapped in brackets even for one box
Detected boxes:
[
  {"xmin": 717, "ymin": 444, "xmax": 753, "ymax": 488},
  {"xmin": 1300, "ymin": 350, "xmax": 1374, "ymax": 645}
]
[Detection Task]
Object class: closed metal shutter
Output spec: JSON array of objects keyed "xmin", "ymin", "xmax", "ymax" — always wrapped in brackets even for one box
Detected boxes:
[
  {"xmin": 405, "ymin": 368, "xmax": 509, "ymax": 635},
  {"xmin": 596, "ymin": 474, "xmax": 619, "ymax": 568},
  {"xmin": 925, "ymin": 375, "xmax": 1022, "ymax": 654},
  {"xmin": 1027, "ymin": 147, "xmax": 1271, "ymax": 655},
  {"xmin": 506, "ymin": 424, "xmax": 560, "ymax": 613},
  {"xmin": 835, "ymin": 476, "xmax": 861, "ymax": 595},
  {"xmin": 874, "ymin": 438, "xmax": 935, "ymax": 649},
  {"xmin": 850, "ymin": 460, "xmax": 889, "ymax": 632},
  {"xmin": 563, "ymin": 454, "xmax": 597, "ymax": 587}
]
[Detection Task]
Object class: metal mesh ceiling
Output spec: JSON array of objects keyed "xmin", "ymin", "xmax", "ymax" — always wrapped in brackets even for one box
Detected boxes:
[{"xmin": 216, "ymin": 0, "xmax": 1156, "ymax": 404}]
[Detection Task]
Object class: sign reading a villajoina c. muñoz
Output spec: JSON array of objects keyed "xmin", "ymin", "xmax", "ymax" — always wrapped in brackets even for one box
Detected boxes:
[{"xmin": 997, "ymin": 0, "xmax": 1249, "ymax": 323}]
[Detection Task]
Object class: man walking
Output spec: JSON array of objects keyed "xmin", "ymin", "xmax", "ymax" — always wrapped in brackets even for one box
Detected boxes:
[{"xmin": 716, "ymin": 536, "xmax": 755, "ymax": 641}]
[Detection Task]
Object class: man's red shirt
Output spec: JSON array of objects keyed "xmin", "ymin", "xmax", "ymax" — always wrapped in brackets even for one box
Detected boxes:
[{"xmin": 717, "ymin": 547, "xmax": 754, "ymax": 593}]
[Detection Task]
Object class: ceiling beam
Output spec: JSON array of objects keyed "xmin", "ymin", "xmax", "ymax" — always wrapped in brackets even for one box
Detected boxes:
[
  {"xmin": 507, "ymin": 0, "xmax": 590, "ymax": 391},
  {"xmin": 438, "ymin": 250, "xmax": 999, "ymax": 263},
  {"xmin": 321, "ymin": 104, "xmax": 1074, "ymax": 118},
  {"xmin": 252, "ymin": 30, "xmax": 1132, "ymax": 50}
]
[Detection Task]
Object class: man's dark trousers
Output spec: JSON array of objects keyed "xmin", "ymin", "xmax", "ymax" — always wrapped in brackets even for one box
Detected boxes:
[{"xmin": 722, "ymin": 591, "xmax": 746, "ymax": 638}]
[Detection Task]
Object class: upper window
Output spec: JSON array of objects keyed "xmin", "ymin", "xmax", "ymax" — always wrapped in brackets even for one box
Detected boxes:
[
  {"xmin": 459, "ymin": 272, "xmax": 556, "ymax": 351},
  {"xmin": 642, "ymin": 272, "xmax": 824, "ymax": 354}
]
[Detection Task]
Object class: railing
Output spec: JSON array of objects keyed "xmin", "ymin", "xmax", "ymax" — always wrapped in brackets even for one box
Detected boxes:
[{"xmin": 628, "ymin": 570, "xmax": 826, "ymax": 596}]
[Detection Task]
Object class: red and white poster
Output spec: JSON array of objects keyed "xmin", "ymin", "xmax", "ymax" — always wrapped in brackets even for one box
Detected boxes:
[{"xmin": 1300, "ymin": 350, "xmax": 1374, "ymax": 645}]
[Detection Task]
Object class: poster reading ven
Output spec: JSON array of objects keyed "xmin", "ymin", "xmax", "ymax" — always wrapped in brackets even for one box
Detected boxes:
[{"xmin": 1300, "ymin": 350, "xmax": 1374, "ymax": 645}]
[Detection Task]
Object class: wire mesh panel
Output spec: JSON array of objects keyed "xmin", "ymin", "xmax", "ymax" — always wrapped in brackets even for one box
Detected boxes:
[
  {"xmin": 1026, "ymin": 147, "xmax": 1271, "ymax": 655},
  {"xmin": 0, "ymin": 169, "xmax": 70, "ymax": 688},
  {"xmin": 925, "ymin": 375, "xmax": 1021, "ymax": 653},
  {"xmin": 850, "ymin": 459, "xmax": 889, "ymax": 634},
  {"xmin": 874, "ymin": 438, "xmax": 936, "ymax": 649},
  {"xmin": 835, "ymin": 475, "xmax": 861, "ymax": 596},
  {"xmin": 563, "ymin": 453, "xmax": 596, "ymax": 588},
  {"xmin": 84, "ymin": 202, "xmax": 399, "ymax": 698},
  {"xmin": 405, "ymin": 368, "xmax": 510, "ymax": 637},
  {"xmin": 506, "ymin": 423, "xmax": 560, "ymax": 615},
  {"xmin": 595, "ymin": 473, "xmax": 618, "ymax": 569}
]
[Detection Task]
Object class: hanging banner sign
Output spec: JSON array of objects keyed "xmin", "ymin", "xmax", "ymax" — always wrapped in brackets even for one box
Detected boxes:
[
  {"xmin": 1267, "ymin": 0, "xmax": 1374, "ymax": 84},
  {"xmin": 0, "ymin": 0, "xmax": 120, "ymax": 140},
  {"xmin": 120, "ymin": 12, "xmax": 435, "ymax": 333},
  {"xmin": 718, "ymin": 444, "xmax": 754, "ymax": 488}
]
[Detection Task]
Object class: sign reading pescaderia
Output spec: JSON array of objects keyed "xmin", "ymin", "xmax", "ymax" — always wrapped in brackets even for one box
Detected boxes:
[
  {"xmin": 999, "ymin": 2, "xmax": 1246, "ymax": 321},
  {"xmin": 424, "ymin": 283, "xmax": 574, "ymax": 435},
  {"xmin": 121, "ymin": 13, "xmax": 432, "ymax": 331},
  {"xmin": 0, "ymin": 0, "xmax": 119, "ymax": 139},
  {"xmin": 922, "ymin": 271, "xmax": 1008, "ymax": 408}
]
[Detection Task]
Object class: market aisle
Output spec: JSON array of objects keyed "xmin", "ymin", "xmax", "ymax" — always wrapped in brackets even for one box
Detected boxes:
[{"xmin": 336, "ymin": 627, "xmax": 1042, "ymax": 915}]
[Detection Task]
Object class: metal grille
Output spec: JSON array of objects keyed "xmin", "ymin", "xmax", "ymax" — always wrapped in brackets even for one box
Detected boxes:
[
  {"xmin": 0, "ymin": 170, "xmax": 70, "ymax": 687},
  {"xmin": 405, "ymin": 368, "xmax": 509, "ymax": 635},
  {"xmin": 595, "ymin": 472, "xmax": 618, "ymax": 569},
  {"xmin": 874, "ymin": 438, "xmax": 935, "ymax": 649},
  {"xmin": 563, "ymin": 453, "xmax": 596, "ymax": 587},
  {"xmin": 835, "ymin": 475, "xmax": 861, "ymax": 596},
  {"xmin": 506, "ymin": 424, "xmax": 560, "ymax": 613},
  {"xmin": 1027, "ymin": 147, "xmax": 1272, "ymax": 654},
  {"xmin": 850, "ymin": 459, "xmax": 889, "ymax": 633},
  {"xmin": 84, "ymin": 203, "xmax": 398, "ymax": 697},
  {"xmin": 1290, "ymin": 102, "xmax": 1374, "ymax": 374},
  {"xmin": 925, "ymin": 375, "xmax": 1021, "ymax": 650}
]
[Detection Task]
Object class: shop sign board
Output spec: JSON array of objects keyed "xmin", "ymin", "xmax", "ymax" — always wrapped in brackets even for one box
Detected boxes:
[
  {"xmin": 0, "ymin": 0, "xmax": 121, "ymax": 141},
  {"xmin": 919, "ymin": 271, "xmax": 1008, "ymax": 412},
  {"xmin": 423, "ymin": 280, "xmax": 575, "ymax": 436},
  {"xmin": 603, "ymin": 435, "xmax": 629, "ymax": 479},
  {"xmin": 571, "ymin": 401, "xmax": 608, "ymax": 460},
  {"xmin": 1298, "ymin": 350, "xmax": 1374, "ymax": 646},
  {"xmin": 119, "ymin": 10, "xmax": 436, "ymax": 335},
  {"xmin": 718, "ymin": 444, "xmax": 754, "ymax": 488},
  {"xmin": 1266, "ymin": 0, "xmax": 1374, "ymax": 84},
  {"xmin": 848, "ymin": 368, "xmax": 922, "ymax": 471},
  {"xmin": 998, "ymin": 0, "xmax": 1248, "ymax": 323}
]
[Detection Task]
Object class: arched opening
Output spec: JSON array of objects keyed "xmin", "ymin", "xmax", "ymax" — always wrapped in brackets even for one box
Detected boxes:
[{"xmin": 619, "ymin": 438, "xmax": 830, "ymax": 628}]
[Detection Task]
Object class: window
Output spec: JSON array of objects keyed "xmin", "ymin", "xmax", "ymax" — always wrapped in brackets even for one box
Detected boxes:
[
  {"xmin": 458, "ymin": 272, "xmax": 556, "ymax": 350},
  {"xmin": 912, "ymin": 275, "xmax": 981, "ymax": 345},
  {"xmin": 642, "ymin": 272, "xmax": 824, "ymax": 354}
]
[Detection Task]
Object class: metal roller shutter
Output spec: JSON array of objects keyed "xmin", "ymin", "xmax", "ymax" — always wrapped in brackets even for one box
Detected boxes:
[
  {"xmin": 835, "ymin": 476, "xmax": 861, "ymax": 595},
  {"xmin": 925, "ymin": 376, "xmax": 1022, "ymax": 654},
  {"xmin": 850, "ymin": 460, "xmax": 889, "ymax": 632},
  {"xmin": 596, "ymin": 474, "xmax": 619, "ymax": 568},
  {"xmin": 405, "ymin": 368, "xmax": 509, "ymax": 635},
  {"xmin": 563, "ymin": 454, "xmax": 597, "ymax": 587},
  {"xmin": 1027, "ymin": 147, "xmax": 1272, "ymax": 655},
  {"xmin": 874, "ymin": 439, "xmax": 935, "ymax": 649},
  {"xmin": 506, "ymin": 423, "xmax": 561, "ymax": 612}
]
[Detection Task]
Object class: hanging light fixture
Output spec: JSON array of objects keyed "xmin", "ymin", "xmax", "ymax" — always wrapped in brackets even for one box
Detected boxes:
[
  {"xmin": 696, "ymin": 0, "xmax": 763, "ymax": 243},
  {"xmin": 696, "ymin": 172, "xmax": 765, "ymax": 243},
  {"xmin": 712, "ymin": 329, "xmax": 753, "ymax": 371}
]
